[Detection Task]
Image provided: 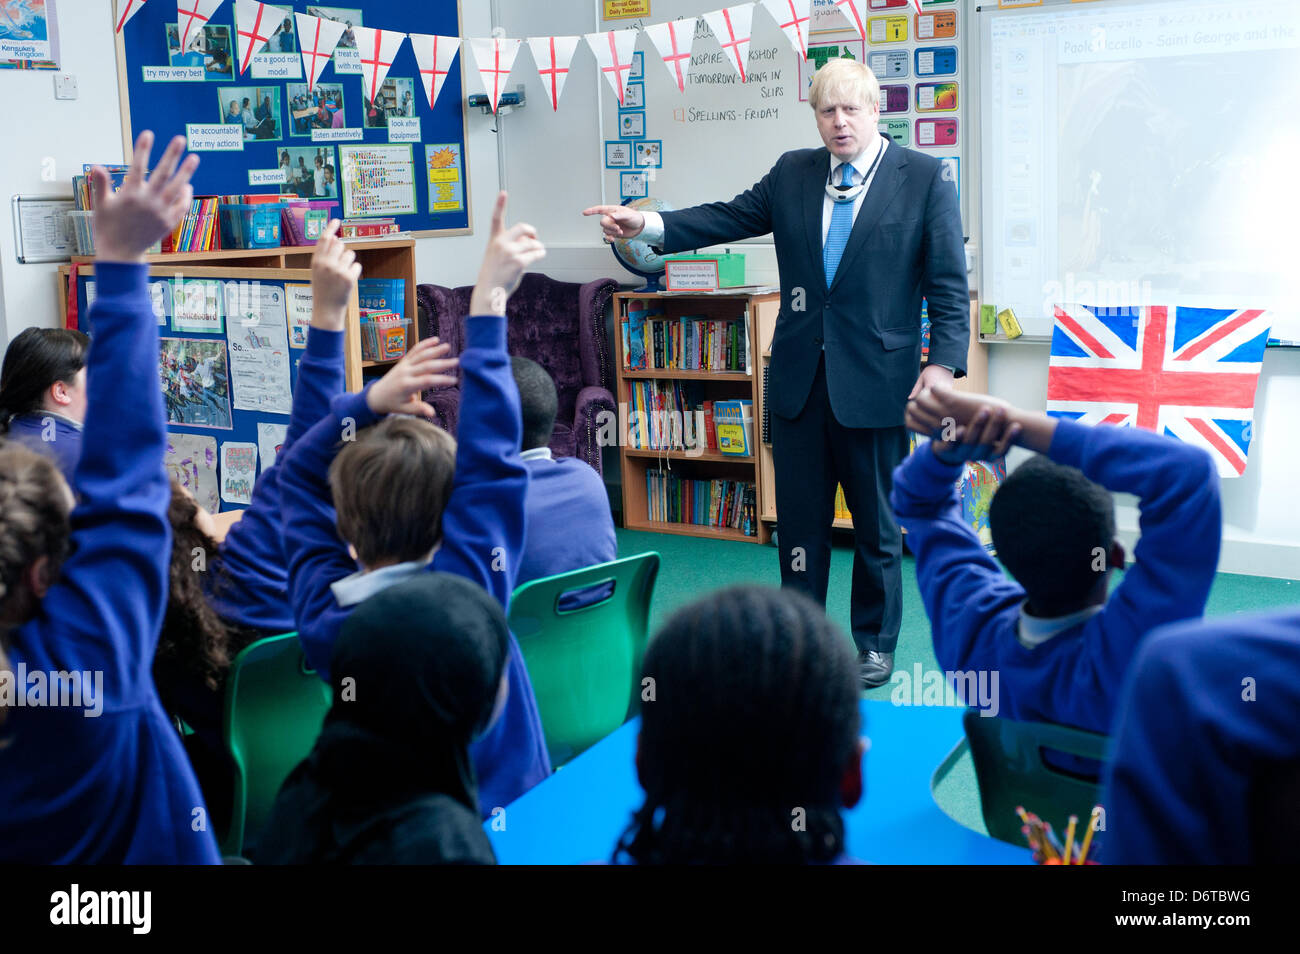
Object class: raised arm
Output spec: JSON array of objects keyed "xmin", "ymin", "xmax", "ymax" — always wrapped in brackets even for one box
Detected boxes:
[
  {"xmin": 28, "ymin": 133, "xmax": 198, "ymax": 688},
  {"xmin": 892, "ymin": 402, "xmax": 1024, "ymax": 679},
  {"xmin": 431, "ymin": 192, "xmax": 544, "ymax": 608}
]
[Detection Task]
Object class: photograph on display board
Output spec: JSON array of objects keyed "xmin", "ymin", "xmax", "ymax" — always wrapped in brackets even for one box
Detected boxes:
[
  {"xmin": 279, "ymin": 146, "xmax": 338, "ymax": 199},
  {"xmin": 235, "ymin": 10, "xmax": 296, "ymax": 54},
  {"xmin": 219, "ymin": 86, "xmax": 283, "ymax": 141},
  {"xmin": 287, "ymin": 82, "xmax": 345, "ymax": 135},
  {"xmin": 159, "ymin": 338, "xmax": 232, "ymax": 431},
  {"xmin": 165, "ymin": 23, "xmax": 233, "ymax": 80},
  {"xmin": 364, "ymin": 77, "xmax": 415, "ymax": 128},
  {"xmin": 305, "ymin": 5, "xmax": 361, "ymax": 48}
]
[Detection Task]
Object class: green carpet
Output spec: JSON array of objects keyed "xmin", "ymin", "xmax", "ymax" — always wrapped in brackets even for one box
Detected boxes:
[{"xmin": 615, "ymin": 527, "xmax": 1298, "ymax": 836}]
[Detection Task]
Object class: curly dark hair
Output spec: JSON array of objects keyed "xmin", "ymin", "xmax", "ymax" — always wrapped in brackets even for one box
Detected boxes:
[
  {"xmin": 613, "ymin": 585, "xmax": 861, "ymax": 865},
  {"xmin": 0, "ymin": 441, "xmax": 72, "ymax": 636},
  {"xmin": 154, "ymin": 479, "xmax": 231, "ymax": 697}
]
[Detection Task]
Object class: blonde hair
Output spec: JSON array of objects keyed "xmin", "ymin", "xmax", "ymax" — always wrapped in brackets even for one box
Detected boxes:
[{"xmin": 808, "ymin": 57, "xmax": 880, "ymax": 112}]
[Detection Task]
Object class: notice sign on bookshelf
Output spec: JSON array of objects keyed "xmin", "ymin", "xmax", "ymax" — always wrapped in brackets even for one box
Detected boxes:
[{"xmin": 665, "ymin": 259, "xmax": 721, "ymax": 292}]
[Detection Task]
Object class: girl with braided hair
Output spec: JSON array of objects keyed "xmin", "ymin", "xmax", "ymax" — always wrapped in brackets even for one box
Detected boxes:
[{"xmin": 614, "ymin": 585, "xmax": 866, "ymax": 865}]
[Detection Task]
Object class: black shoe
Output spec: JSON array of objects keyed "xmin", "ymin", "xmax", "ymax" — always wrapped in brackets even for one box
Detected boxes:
[{"xmin": 858, "ymin": 651, "xmax": 894, "ymax": 689}]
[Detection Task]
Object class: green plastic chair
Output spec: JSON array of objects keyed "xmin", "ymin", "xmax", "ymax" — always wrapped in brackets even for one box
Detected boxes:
[
  {"xmin": 962, "ymin": 710, "xmax": 1109, "ymax": 847},
  {"xmin": 220, "ymin": 632, "xmax": 332, "ymax": 857},
  {"xmin": 509, "ymin": 552, "xmax": 660, "ymax": 768}
]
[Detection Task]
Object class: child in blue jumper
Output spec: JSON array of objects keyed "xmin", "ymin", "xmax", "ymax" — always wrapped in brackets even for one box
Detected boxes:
[
  {"xmin": 892, "ymin": 385, "xmax": 1222, "ymax": 745},
  {"xmin": 0, "ymin": 133, "xmax": 221, "ymax": 863},
  {"xmin": 279, "ymin": 192, "xmax": 552, "ymax": 814},
  {"xmin": 0, "ymin": 327, "xmax": 90, "ymax": 481},
  {"xmin": 1104, "ymin": 608, "xmax": 1300, "ymax": 864},
  {"xmin": 152, "ymin": 222, "xmax": 357, "ymax": 836},
  {"xmin": 510, "ymin": 355, "xmax": 616, "ymax": 588}
]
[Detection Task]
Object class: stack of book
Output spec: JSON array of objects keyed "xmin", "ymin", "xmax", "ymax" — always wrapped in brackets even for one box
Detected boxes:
[
  {"xmin": 622, "ymin": 299, "xmax": 751, "ymax": 374},
  {"xmin": 625, "ymin": 383, "xmax": 755, "ymax": 457},
  {"xmin": 163, "ymin": 195, "xmax": 223, "ymax": 253},
  {"xmin": 358, "ymin": 278, "xmax": 405, "ymax": 312},
  {"xmin": 360, "ymin": 310, "xmax": 410, "ymax": 362},
  {"xmin": 645, "ymin": 469, "xmax": 757, "ymax": 536},
  {"xmin": 341, "ymin": 218, "xmax": 400, "ymax": 238}
]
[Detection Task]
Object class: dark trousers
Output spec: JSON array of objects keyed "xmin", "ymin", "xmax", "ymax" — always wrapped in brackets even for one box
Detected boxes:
[{"xmin": 772, "ymin": 355, "xmax": 909, "ymax": 653}]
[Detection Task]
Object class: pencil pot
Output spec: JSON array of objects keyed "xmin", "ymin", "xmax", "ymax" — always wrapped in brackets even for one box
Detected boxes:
[
  {"xmin": 219, "ymin": 203, "xmax": 286, "ymax": 249},
  {"xmin": 281, "ymin": 200, "xmax": 339, "ymax": 246}
]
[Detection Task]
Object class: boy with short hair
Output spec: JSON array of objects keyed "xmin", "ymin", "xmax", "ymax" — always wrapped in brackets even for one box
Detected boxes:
[
  {"xmin": 892, "ymin": 385, "xmax": 1222, "ymax": 739},
  {"xmin": 279, "ymin": 192, "xmax": 552, "ymax": 812},
  {"xmin": 510, "ymin": 355, "xmax": 616, "ymax": 588}
]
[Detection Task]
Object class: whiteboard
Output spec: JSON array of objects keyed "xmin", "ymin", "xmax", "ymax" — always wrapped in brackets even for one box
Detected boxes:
[{"xmin": 978, "ymin": 0, "xmax": 1300, "ymax": 341}]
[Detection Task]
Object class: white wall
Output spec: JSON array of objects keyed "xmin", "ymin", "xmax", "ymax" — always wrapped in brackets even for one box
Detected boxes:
[{"xmin": 0, "ymin": 2, "xmax": 126, "ymax": 345}]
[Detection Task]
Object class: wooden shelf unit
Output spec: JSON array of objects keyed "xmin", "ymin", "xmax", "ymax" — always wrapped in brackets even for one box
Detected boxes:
[
  {"xmin": 58, "ymin": 237, "xmax": 418, "ymax": 392},
  {"xmin": 614, "ymin": 290, "xmax": 778, "ymax": 545}
]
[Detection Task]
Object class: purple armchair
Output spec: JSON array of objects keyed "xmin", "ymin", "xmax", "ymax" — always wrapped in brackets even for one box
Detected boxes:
[{"xmin": 417, "ymin": 273, "xmax": 619, "ymax": 475}]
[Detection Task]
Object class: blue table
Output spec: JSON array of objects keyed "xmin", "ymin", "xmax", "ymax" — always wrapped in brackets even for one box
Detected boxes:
[{"xmin": 486, "ymin": 699, "xmax": 1030, "ymax": 864}]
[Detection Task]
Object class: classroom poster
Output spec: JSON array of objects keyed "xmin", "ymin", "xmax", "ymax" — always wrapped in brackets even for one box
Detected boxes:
[
  {"xmin": 0, "ymin": 0, "xmax": 59, "ymax": 66},
  {"xmin": 165, "ymin": 432, "xmax": 219, "ymax": 514},
  {"xmin": 171, "ymin": 278, "xmax": 224, "ymax": 334},
  {"xmin": 160, "ymin": 338, "xmax": 233, "ymax": 430},
  {"xmin": 225, "ymin": 284, "xmax": 293, "ymax": 415},
  {"xmin": 341, "ymin": 144, "xmax": 418, "ymax": 217},
  {"xmin": 425, "ymin": 143, "xmax": 463, "ymax": 213},
  {"xmin": 256, "ymin": 422, "xmax": 289, "ymax": 472},
  {"xmin": 286, "ymin": 282, "xmax": 313, "ymax": 347},
  {"xmin": 220, "ymin": 441, "xmax": 258, "ymax": 506}
]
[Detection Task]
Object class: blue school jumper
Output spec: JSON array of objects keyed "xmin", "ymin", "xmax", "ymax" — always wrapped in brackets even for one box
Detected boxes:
[
  {"xmin": 516, "ymin": 448, "xmax": 617, "ymax": 588},
  {"xmin": 4, "ymin": 411, "xmax": 83, "ymax": 481},
  {"xmin": 0, "ymin": 264, "xmax": 221, "ymax": 864},
  {"xmin": 205, "ymin": 327, "xmax": 346, "ymax": 634},
  {"xmin": 1104, "ymin": 610, "xmax": 1300, "ymax": 864},
  {"xmin": 279, "ymin": 313, "xmax": 552, "ymax": 813},
  {"xmin": 889, "ymin": 419, "xmax": 1221, "ymax": 736}
]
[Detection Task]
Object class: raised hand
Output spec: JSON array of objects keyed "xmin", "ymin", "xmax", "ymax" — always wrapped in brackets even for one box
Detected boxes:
[
  {"xmin": 365, "ymin": 337, "xmax": 459, "ymax": 418},
  {"xmin": 470, "ymin": 191, "xmax": 546, "ymax": 316},
  {"xmin": 310, "ymin": 220, "xmax": 360, "ymax": 330},
  {"xmin": 582, "ymin": 203, "xmax": 645, "ymax": 242},
  {"xmin": 907, "ymin": 384, "xmax": 1013, "ymax": 439},
  {"xmin": 91, "ymin": 131, "xmax": 199, "ymax": 264},
  {"xmin": 912, "ymin": 402, "xmax": 1020, "ymax": 465}
]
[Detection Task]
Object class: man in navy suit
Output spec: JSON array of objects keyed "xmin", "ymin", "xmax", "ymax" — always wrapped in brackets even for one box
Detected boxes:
[{"xmin": 585, "ymin": 59, "xmax": 969, "ymax": 686}]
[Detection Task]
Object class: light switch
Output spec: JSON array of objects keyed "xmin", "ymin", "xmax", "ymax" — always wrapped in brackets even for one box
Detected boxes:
[{"xmin": 54, "ymin": 73, "xmax": 78, "ymax": 100}]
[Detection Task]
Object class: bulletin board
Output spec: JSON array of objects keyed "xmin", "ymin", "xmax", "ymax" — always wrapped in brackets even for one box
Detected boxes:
[
  {"xmin": 113, "ymin": 0, "xmax": 471, "ymax": 236},
  {"xmin": 73, "ymin": 265, "xmax": 310, "ymax": 512}
]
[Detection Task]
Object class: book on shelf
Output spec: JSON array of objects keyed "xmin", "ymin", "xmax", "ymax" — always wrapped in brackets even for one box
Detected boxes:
[
  {"xmin": 761, "ymin": 364, "xmax": 771, "ymax": 444},
  {"xmin": 360, "ymin": 309, "xmax": 410, "ymax": 362},
  {"xmin": 340, "ymin": 218, "xmax": 400, "ymax": 238},
  {"xmin": 621, "ymin": 306, "xmax": 751, "ymax": 374},
  {"xmin": 644, "ymin": 468, "xmax": 756, "ymax": 537},
  {"xmin": 358, "ymin": 278, "xmax": 405, "ymax": 312},
  {"xmin": 162, "ymin": 196, "xmax": 223, "ymax": 253},
  {"xmin": 712, "ymin": 399, "xmax": 754, "ymax": 456},
  {"xmin": 908, "ymin": 434, "xmax": 1008, "ymax": 553}
]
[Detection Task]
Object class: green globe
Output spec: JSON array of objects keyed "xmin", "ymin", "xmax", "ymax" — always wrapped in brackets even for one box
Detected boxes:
[{"xmin": 611, "ymin": 197, "xmax": 674, "ymax": 292}]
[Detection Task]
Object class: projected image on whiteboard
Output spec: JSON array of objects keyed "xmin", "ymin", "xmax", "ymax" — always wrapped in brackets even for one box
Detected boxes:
[{"xmin": 982, "ymin": 0, "xmax": 1300, "ymax": 339}]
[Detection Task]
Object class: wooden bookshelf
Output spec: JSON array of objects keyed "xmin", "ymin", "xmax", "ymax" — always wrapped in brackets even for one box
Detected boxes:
[
  {"xmin": 615, "ymin": 290, "xmax": 777, "ymax": 545},
  {"xmin": 58, "ymin": 237, "xmax": 418, "ymax": 392}
]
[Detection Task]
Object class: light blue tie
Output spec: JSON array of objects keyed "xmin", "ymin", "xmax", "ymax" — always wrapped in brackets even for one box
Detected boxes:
[{"xmin": 823, "ymin": 162, "xmax": 856, "ymax": 287}]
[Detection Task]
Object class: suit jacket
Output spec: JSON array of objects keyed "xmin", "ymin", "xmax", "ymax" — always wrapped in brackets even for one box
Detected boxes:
[{"xmin": 658, "ymin": 136, "xmax": 969, "ymax": 428}]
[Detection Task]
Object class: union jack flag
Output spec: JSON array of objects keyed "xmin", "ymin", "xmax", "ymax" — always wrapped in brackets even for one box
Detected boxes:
[{"xmin": 1047, "ymin": 304, "xmax": 1272, "ymax": 477}]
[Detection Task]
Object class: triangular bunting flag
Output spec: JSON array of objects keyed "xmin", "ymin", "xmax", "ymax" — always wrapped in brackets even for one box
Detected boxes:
[
  {"xmin": 235, "ymin": 0, "xmax": 287, "ymax": 75},
  {"xmin": 584, "ymin": 29, "xmax": 638, "ymax": 106},
  {"xmin": 296, "ymin": 12, "xmax": 346, "ymax": 91},
  {"xmin": 116, "ymin": 0, "xmax": 148, "ymax": 33},
  {"xmin": 760, "ymin": 0, "xmax": 811, "ymax": 59},
  {"xmin": 702, "ymin": 5, "xmax": 756, "ymax": 83},
  {"xmin": 643, "ymin": 20, "xmax": 696, "ymax": 94},
  {"xmin": 409, "ymin": 33, "xmax": 461, "ymax": 112},
  {"xmin": 833, "ymin": 0, "xmax": 868, "ymax": 41},
  {"xmin": 468, "ymin": 37, "xmax": 523, "ymax": 114},
  {"xmin": 177, "ymin": 0, "xmax": 224, "ymax": 53},
  {"xmin": 526, "ymin": 35, "xmax": 580, "ymax": 111},
  {"xmin": 354, "ymin": 26, "xmax": 407, "ymax": 106},
  {"xmin": 909, "ymin": 0, "xmax": 924, "ymax": 14}
]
